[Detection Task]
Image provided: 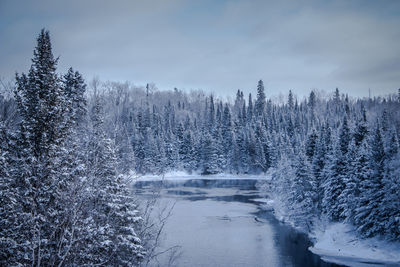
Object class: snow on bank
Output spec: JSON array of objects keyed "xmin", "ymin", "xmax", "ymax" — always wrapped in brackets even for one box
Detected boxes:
[
  {"xmin": 133, "ymin": 171, "xmax": 267, "ymax": 181},
  {"xmin": 257, "ymin": 193, "xmax": 400, "ymax": 266},
  {"xmin": 309, "ymin": 222, "xmax": 400, "ymax": 267}
]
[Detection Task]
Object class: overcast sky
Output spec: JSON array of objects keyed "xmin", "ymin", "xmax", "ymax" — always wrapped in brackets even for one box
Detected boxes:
[{"xmin": 0, "ymin": 0, "xmax": 399, "ymax": 98}]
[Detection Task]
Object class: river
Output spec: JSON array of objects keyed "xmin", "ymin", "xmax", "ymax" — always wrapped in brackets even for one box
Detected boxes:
[{"xmin": 134, "ymin": 178, "xmax": 344, "ymax": 267}]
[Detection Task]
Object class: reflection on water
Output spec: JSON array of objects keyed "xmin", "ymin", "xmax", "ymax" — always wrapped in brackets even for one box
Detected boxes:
[{"xmin": 135, "ymin": 179, "xmax": 344, "ymax": 267}]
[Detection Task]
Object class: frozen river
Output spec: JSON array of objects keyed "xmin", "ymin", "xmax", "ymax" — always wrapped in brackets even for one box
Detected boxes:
[{"xmin": 134, "ymin": 179, "xmax": 344, "ymax": 267}]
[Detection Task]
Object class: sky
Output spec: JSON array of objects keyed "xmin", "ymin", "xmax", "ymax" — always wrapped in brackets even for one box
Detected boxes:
[{"xmin": 0, "ymin": 0, "xmax": 399, "ymax": 98}]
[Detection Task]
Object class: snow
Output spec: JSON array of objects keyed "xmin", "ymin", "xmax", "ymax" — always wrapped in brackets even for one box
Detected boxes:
[
  {"xmin": 134, "ymin": 171, "xmax": 266, "ymax": 182},
  {"xmin": 309, "ymin": 222, "xmax": 400, "ymax": 267}
]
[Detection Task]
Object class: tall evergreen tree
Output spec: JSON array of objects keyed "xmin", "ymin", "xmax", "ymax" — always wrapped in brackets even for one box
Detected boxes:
[
  {"xmin": 82, "ymin": 97, "xmax": 145, "ymax": 265},
  {"xmin": 355, "ymin": 125, "xmax": 385, "ymax": 237},
  {"xmin": 247, "ymin": 93, "xmax": 254, "ymax": 122},
  {"xmin": 12, "ymin": 29, "xmax": 73, "ymax": 265},
  {"xmin": 63, "ymin": 67, "xmax": 87, "ymax": 125},
  {"xmin": 322, "ymin": 118, "xmax": 349, "ymax": 221},
  {"xmin": 255, "ymin": 80, "xmax": 266, "ymax": 117},
  {"xmin": 288, "ymin": 90, "xmax": 294, "ymax": 110}
]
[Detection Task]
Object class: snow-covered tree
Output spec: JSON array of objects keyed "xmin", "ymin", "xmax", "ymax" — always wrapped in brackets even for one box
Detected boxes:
[
  {"xmin": 355, "ymin": 125, "xmax": 385, "ymax": 237},
  {"xmin": 80, "ymin": 97, "xmax": 145, "ymax": 265},
  {"xmin": 255, "ymin": 80, "xmax": 266, "ymax": 117}
]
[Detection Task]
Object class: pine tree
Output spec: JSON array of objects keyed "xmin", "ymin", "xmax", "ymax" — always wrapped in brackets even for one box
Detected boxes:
[
  {"xmin": 338, "ymin": 140, "xmax": 360, "ymax": 222},
  {"xmin": 355, "ymin": 125, "xmax": 385, "ymax": 237},
  {"xmin": 247, "ymin": 93, "xmax": 253, "ymax": 122},
  {"xmin": 382, "ymin": 149, "xmax": 400, "ymax": 239},
  {"xmin": 308, "ymin": 91, "xmax": 316, "ymax": 110},
  {"xmin": 288, "ymin": 90, "xmax": 294, "ymax": 110},
  {"xmin": 322, "ymin": 118, "xmax": 349, "ymax": 221},
  {"xmin": 354, "ymin": 104, "xmax": 368, "ymax": 146},
  {"xmin": 3, "ymin": 29, "xmax": 145, "ymax": 266},
  {"xmin": 254, "ymin": 121, "xmax": 272, "ymax": 171},
  {"xmin": 181, "ymin": 129, "xmax": 196, "ymax": 172},
  {"xmin": 0, "ymin": 124, "xmax": 18, "ymax": 264},
  {"xmin": 305, "ymin": 129, "xmax": 318, "ymax": 162},
  {"xmin": 241, "ymin": 102, "xmax": 247, "ymax": 126},
  {"xmin": 221, "ymin": 104, "xmax": 234, "ymax": 171},
  {"xmin": 12, "ymin": 29, "xmax": 74, "ymax": 265},
  {"xmin": 312, "ymin": 124, "xmax": 330, "ymax": 213},
  {"xmin": 63, "ymin": 67, "xmax": 87, "ymax": 125},
  {"xmin": 255, "ymin": 80, "xmax": 266, "ymax": 117},
  {"xmin": 334, "ymin": 88, "xmax": 340, "ymax": 103},
  {"xmin": 209, "ymin": 95, "xmax": 215, "ymax": 128},
  {"xmin": 290, "ymin": 152, "xmax": 317, "ymax": 230},
  {"xmin": 81, "ymin": 97, "xmax": 144, "ymax": 265},
  {"xmin": 339, "ymin": 116, "xmax": 350, "ymax": 155},
  {"xmin": 201, "ymin": 132, "xmax": 220, "ymax": 174}
]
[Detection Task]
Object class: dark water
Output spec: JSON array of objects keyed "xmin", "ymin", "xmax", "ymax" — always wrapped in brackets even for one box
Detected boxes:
[{"xmin": 135, "ymin": 179, "xmax": 345, "ymax": 267}]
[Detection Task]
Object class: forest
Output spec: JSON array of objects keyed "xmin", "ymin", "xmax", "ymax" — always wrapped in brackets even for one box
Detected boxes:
[{"xmin": 1, "ymin": 30, "xmax": 399, "ymax": 266}]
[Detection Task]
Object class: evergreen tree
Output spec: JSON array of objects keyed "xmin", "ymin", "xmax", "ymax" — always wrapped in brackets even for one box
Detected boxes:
[
  {"xmin": 291, "ymin": 152, "xmax": 317, "ymax": 230},
  {"xmin": 288, "ymin": 90, "xmax": 294, "ymax": 110},
  {"xmin": 354, "ymin": 104, "xmax": 368, "ymax": 146},
  {"xmin": 12, "ymin": 29, "xmax": 73, "ymax": 265},
  {"xmin": 338, "ymin": 140, "xmax": 360, "ymax": 222},
  {"xmin": 0, "ymin": 124, "xmax": 17, "ymax": 264},
  {"xmin": 312, "ymin": 124, "xmax": 331, "ymax": 213},
  {"xmin": 322, "ymin": 118, "xmax": 349, "ymax": 221},
  {"xmin": 2, "ymin": 29, "xmax": 146, "ymax": 266},
  {"xmin": 382, "ymin": 149, "xmax": 400, "ymax": 239},
  {"xmin": 209, "ymin": 95, "xmax": 215, "ymax": 128},
  {"xmin": 247, "ymin": 93, "xmax": 254, "ymax": 122},
  {"xmin": 201, "ymin": 132, "xmax": 220, "ymax": 174},
  {"xmin": 82, "ymin": 97, "xmax": 145, "ymax": 265},
  {"xmin": 334, "ymin": 88, "xmax": 340, "ymax": 103},
  {"xmin": 63, "ymin": 67, "xmax": 87, "ymax": 125},
  {"xmin": 355, "ymin": 125, "xmax": 385, "ymax": 237},
  {"xmin": 221, "ymin": 104, "xmax": 234, "ymax": 171},
  {"xmin": 305, "ymin": 129, "xmax": 318, "ymax": 162},
  {"xmin": 308, "ymin": 90, "xmax": 316, "ymax": 110},
  {"xmin": 255, "ymin": 80, "xmax": 266, "ymax": 117}
]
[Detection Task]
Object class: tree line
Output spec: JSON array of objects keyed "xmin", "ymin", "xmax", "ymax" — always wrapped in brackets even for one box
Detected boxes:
[{"xmin": 1, "ymin": 29, "xmax": 399, "ymax": 266}]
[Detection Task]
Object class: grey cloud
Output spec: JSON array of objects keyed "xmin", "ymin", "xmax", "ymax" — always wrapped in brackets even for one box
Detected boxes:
[{"xmin": 0, "ymin": 0, "xmax": 399, "ymax": 98}]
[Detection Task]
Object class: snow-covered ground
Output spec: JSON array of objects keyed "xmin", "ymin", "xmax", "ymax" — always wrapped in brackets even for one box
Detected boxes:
[
  {"xmin": 309, "ymin": 222, "xmax": 400, "ymax": 267},
  {"xmin": 133, "ymin": 171, "xmax": 266, "ymax": 181}
]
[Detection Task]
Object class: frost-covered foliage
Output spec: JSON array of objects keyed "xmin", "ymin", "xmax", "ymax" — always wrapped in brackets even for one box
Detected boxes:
[
  {"xmin": 0, "ymin": 29, "xmax": 144, "ymax": 266},
  {"xmin": 75, "ymin": 75, "xmax": 397, "ymax": 240},
  {"xmin": 0, "ymin": 28, "xmax": 399, "ymax": 264},
  {"xmin": 264, "ymin": 90, "xmax": 400, "ymax": 240}
]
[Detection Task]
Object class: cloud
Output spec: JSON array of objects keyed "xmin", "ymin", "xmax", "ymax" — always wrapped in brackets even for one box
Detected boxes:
[{"xmin": 0, "ymin": 0, "xmax": 399, "ymax": 98}]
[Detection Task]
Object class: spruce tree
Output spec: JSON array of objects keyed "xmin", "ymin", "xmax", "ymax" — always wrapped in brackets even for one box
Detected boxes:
[
  {"xmin": 291, "ymin": 152, "xmax": 317, "ymax": 230},
  {"xmin": 354, "ymin": 104, "xmax": 368, "ymax": 146},
  {"xmin": 338, "ymin": 139, "xmax": 360, "ymax": 222},
  {"xmin": 305, "ymin": 129, "xmax": 318, "ymax": 162},
  {"xmin": 247, "ymin": 93, "xmax": 254, "ymax": 122},
  {"xmin": 288, "ymin": 90, "xmax": 294, "ymax": 110},
  {"xmin": 322, "ymin": 118, "xmax": 349, "ymax": 221},
  {"xmin": 255, "ymin": 80, "xmax": 266, "ymax": 117},
  {"xmin": 82, "ymin": 97, "xmax": 145, "ymax": 265},
  {"xmin": 63, "ymin": 67, "xmax": 87, "ymax": 125},
  {"xmin": 13, "ymin": 29, "xmax": 73, "ymax": 265},
  {"xmin": 201, "ymin": 132, "xmax": 220, "ymax": 174},
  {"xmin": 0, "ymin": 124, "xmax": 17, "ymax": 264},
  {"xmin": 355, "ymin": 125, "xmax": 385, "ymax": 237}
]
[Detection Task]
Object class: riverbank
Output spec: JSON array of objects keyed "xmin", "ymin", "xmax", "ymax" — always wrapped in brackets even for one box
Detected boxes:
[
  {"xmin": 262, "ymin": 198, "xmax": 400, "ymax": 267},
  {"xmin": 133, "ymin": 171, "xmax": 266, "ymax": 181},
  {"xmin": 309, "ymin": 222, "xmax": 400, "ymax": 267}
]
